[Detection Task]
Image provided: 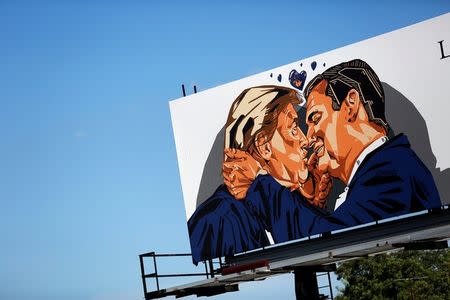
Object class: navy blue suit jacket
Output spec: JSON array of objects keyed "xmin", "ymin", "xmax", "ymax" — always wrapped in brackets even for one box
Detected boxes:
[
  {"xmin": 188, "ymin": 134, "xmax": 441, "ymax": 263},
  {"xmin": 246, "ymin": 134, "xmax": 441, "ymax": 238},
  {"xmin": 188, "ymin": 185, "xmax": 270, "ymax": 264}
]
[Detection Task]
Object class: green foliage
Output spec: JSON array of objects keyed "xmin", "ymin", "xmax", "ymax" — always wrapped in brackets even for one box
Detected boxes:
[{"xmin": 335, "ymin": 249, "xmax": 450, "ymax": 300}]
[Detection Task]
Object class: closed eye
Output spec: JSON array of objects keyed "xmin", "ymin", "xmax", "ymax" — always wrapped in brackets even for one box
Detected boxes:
[
  {"xmin": 291, "ymin": 117, "xmax": 299, "ymax": 129},
  {"xmin": 307, "ymin": 111, "xmax": 322, "ymax": 125}
]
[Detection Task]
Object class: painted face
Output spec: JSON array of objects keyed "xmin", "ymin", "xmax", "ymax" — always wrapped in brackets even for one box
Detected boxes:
[
  {"xmin": 268, "ymin": 103, "xmax": 309, "ymax": 185},
  {"xmin": 305, "ymin": 81, "xmax": 351, "ymax": 177}
]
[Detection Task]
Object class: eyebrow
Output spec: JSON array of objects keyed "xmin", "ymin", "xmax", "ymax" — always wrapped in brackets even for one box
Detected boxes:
[
  {"xmin": 283, "ymin": 106, "xmax": 293, "ymax": 114},
  {"xmin": 286, "ymin": 108, "xmax": 297, "ymax": 117}
]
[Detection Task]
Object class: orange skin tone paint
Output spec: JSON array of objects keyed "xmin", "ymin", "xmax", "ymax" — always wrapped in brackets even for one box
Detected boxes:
[
  {"xmin": 265, "ymin": 103, "xmax": 309, "ymax": 187},
  {"xmin": 305, "ymin": 79, "xmax": 386, "ymax": 184},
  {"xmin": 223, "ymin": 103, "xmax": 331, "ymax": 207}
]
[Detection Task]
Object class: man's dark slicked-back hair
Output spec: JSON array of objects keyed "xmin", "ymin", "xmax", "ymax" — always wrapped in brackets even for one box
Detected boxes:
[{"xmin": 304, "ymin": 59, "xmax": 388, "ymax": 131}]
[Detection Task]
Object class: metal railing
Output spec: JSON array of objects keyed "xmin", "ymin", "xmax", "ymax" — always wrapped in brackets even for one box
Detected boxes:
[
  {"xmin": 139, "ymin": 252, "xmax": 224, "ymax": 299},
  {"xmin": 317, "ymin": 272, "xmax": 334, "ymax": 300}
]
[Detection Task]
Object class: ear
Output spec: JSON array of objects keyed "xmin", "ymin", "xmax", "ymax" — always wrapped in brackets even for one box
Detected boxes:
[
  {"xmin": 254, "ymin": 132, "xmax": 272, "ymax": 161},
  {"xmin": 343, "ymin": 89, "xmax": 360, "ymax": 122}
]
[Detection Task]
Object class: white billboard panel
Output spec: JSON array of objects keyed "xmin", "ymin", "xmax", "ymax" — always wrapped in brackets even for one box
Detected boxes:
[{"xmin": 170, "ymin": 14, "xmax": 450, "ymax": 263}]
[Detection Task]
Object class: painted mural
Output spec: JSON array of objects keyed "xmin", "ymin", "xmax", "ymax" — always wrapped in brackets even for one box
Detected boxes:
[{"xmin": 187, "ymin": 59, "xmax": 442, "ymax": 264}]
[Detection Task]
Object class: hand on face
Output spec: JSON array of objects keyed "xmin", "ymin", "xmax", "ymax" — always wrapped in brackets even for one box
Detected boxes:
[
  {"xmin": 222, "ymin": 148, "xmax": 264, "ymax": 200},
  {"xmin": 304, "ymin": 148, "xmax": 333, "ymax": 208}
]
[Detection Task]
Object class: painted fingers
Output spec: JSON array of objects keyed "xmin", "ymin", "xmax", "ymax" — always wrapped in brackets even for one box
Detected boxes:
[{"xmin": 223, "ymin": 148, "xmax": 261, "ymax": 199}]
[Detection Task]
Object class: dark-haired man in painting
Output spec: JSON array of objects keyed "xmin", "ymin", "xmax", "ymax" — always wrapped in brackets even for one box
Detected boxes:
[{"xmin": 224, "ymin": 59, "xmax": 441, "ymax": 237}]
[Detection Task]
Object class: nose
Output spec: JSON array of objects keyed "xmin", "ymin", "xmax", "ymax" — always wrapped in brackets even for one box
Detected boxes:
[
  {"xmin": 306, "ymin": 125, "xmax": 316, "ymax": 147},
  {"xmin": 297, "ymin": 128, "xmax": 307, "ymax": 147}
]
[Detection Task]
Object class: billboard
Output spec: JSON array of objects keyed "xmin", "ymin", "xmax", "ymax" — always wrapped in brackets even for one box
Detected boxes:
[{"xmin": 169, "ymin": 14, "xmax": 450, "ymax": 264}]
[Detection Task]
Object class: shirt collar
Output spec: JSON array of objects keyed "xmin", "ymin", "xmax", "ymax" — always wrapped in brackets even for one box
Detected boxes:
[{"xmin": 346, "ymin": 136, "xmax": 388, "ymax": 187}]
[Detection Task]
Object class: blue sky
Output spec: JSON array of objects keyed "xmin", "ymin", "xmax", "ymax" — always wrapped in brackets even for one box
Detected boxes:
[{"xmin": 1, "ymin": 1, "xmax": 449, "ymax": 300}]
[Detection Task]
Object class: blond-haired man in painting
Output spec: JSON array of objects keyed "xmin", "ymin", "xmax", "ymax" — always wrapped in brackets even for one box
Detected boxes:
[{"xmin": 188, "ymin": 86, "xmax": 329, "ymax": 264}]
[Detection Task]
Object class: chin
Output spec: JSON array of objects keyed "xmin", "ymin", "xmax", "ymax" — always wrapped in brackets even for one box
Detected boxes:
[{"xmin": 297, "ymin": 168, "xmax": 309, "ymax": 183}]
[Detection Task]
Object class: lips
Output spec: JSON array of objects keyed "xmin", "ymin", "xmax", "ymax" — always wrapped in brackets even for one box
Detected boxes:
[
  {"xmin": 315, "ymin": 145, "xmax": 323, "ymax": 154},
  {"xmin": 301, "ymin": 147, "xmax": 308, "ymax": 158},
  {"xmin": 313, "ymin": 141, "xmax": 336, "ymax": 161},
  {"xmin": 313, "ymin": 143, "xmax": 325, "ymax": 158}
]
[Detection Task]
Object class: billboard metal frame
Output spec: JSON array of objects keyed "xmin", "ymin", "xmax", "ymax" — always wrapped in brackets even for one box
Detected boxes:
[
  {"xmin": 139, "ymin": 206, "xmax": 449, "ymax": 299},
  {"xmin": 140, "ymin": 80, "xmax": 450, "ymax": 299},
  {"xmin": 226, "ymin": 207, "xmax": 450, "ymax": 267}
]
